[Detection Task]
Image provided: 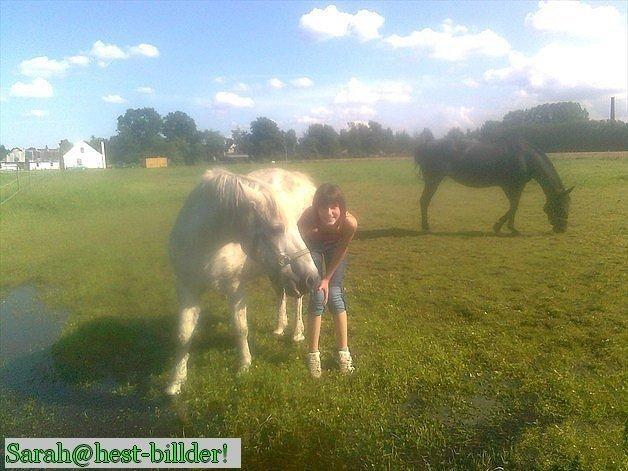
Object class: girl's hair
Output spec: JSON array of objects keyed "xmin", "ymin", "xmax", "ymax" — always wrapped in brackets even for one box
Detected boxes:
[{"xmin": 313, "ymin": 183, "xmax": 347, "ymax": 219}]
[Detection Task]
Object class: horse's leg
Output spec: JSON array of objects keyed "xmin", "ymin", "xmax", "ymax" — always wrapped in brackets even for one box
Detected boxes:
[
  {"xmin": 494, "ymin": 185, "xmax": 524, "ymax": 234},
  {"xmin": 166, "ymin": 286, "xmax": 201, "ymax": 396},
  {"xmin": 273, "ymin": 289, "xmax": 288, "ymax": 336},
  {"xmin": 505, "ymin": 185, "xmax": 524, "ymax": 234},
  {"xmin": 293, "ymin": 296, "xmax": 305, "ymax": 342},
  {"xmin": 420, "ymin": 175, "xmax": 442, "ymax": 232},
  {"xmin": 231, "ymin": 288, "xmax": 252, "ymax": 373}
]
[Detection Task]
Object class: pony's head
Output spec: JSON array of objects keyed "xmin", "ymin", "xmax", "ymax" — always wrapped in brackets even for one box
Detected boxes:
[
  {"xmin": 205, "ymin": 169, "xmax": 319, "ymax": 296},
  {"xmin": 544, "ymin": 186, "xmax": 573, "ymax": 233}
]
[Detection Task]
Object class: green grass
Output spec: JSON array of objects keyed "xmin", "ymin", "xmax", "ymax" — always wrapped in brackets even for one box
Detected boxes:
[{"xmin": 1, "ymin": 156, "xmax": 627, "ymax": 469}]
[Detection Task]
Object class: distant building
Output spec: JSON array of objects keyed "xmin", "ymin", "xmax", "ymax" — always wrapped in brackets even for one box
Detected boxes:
[
  {"xmin": 62, "ymin": 140, "xmax": 106, "ymax": 169},
  {"xmin": 28, "ymin": 160, "xmax": 60, "ymax": 171},
  {"xmin": 6, "ymin": 147, "xmax": 25, "ymax": 163}
]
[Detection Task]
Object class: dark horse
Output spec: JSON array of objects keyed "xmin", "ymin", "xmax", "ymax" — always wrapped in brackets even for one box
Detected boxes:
[{"xmin": 415, "ymin": 137, "xmax": 573, "ymax": 234}]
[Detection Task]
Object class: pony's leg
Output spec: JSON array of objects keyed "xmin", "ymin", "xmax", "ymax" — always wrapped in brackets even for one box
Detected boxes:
[
  {"xmin": 494, "ymin": 185, "xmax": 524, "ymax": 234},
  {"xmin": 231, "ymin": 289, "xmax": 252, "ymax": 373},
  {"xmin": 420, "ymin": 176, "xmax": 442, "ymax": 232},
  {"xmin": 166, "ymin": 288, "xmax": 201, "ymax": 395},
  {"xmin": 505, "ymin": 186, "xmax": 524, "ymax": 234},
  {"xmin": 273, "ymin": 289, "xmax": 288, "ymax": 336},
  {"xmin": 293, "ymin": 296, "xmax": 305, "ymax": 342}
]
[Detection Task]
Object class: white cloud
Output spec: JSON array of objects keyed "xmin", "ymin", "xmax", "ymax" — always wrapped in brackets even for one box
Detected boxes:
[
  {"xmin": 233, "ymin": 82, "xmax": 250, "ymax": 92},
  {"xmin": 311, "ymin": 106, "xmax": 333, "ymax": 117},
  {"xmin": 19, "ymin": 56, "xmax": 69, "ymax": 78},
  {"xmin": 462, "ymin": 78, "xmax": 480, "ymax": 88},
  {"xmin": 214, "ymin": 91, "xmax": 254, "ymax": 108},
  {"xmin": 339, "ymin": 105, "xmax": 377, "ymax": 118},
  {"xmin": 66, "ymin": 55, "xmax": 90, "ymax": 66},
  {"xmin": 24, "ymin": 109, "xmax": 49, "ymax": 118},
  {"xmin": 334, "ymin": 78, "xmax": 412, "ymax": 105},
  {"xmin": 385, "ymin": 19, "xmax": 511, "ymax": 61},
  {"xmin": 214, "ymin": 76, "xmax": 226, "ymax": 83},
  {"xmin": 484, "ymin": 39, "xmax": 627, "ymax": 97},
  {"xmin": 102, "ymin": 94, "xmax": 126, "ymax": 103},
  {"xmin": 526, "ymin": 1, "xmax": 623, "ymax": 38},
  {"xmin": 129, "ymin": 43, "xmax": 160, "ymax": 57},
  {"xmin": 291, "ymin": 77, "xmax": 314, "ymax": 88},
  {"xmin": 10, "ymin": 78, "xmax": 53, "ymax": 98},
  {"xmin": 300, "ymin": 5, "xmax": 384, "ymax": 41},
  {"xmin": 91, "ymin": 40, "xmax": 128, "ymax": 60},
  {"xmin": 268, "ymin": 78, "xmax": 286, "ymax": 89},
  {"xmin": 136, "ymin": 86, "xmax": 154, "ymax": 94},
  {"xmin": 297, "ymin": 115, "xmax": 324, "ymax": 125}
]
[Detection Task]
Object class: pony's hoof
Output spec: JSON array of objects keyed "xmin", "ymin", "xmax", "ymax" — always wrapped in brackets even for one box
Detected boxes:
[
  {"xmin": 493, "ymin": 223, "xmax": 502, "ymax": 234},
  {"xmin": 273, "ymin": 328, "xmax": 285, "ymax": 337},
  {"xmin": 237, "ymin": 363, "xmax": 251, "ymax": 375},
  {"xmin": 165, "ymin": 383, "xmax": 182, "ymax": 396},
  {"xmin": 509, "ymin": 228, "xmax": 521, "ymax": 236},
  {"xmin": 293, "ymin": 333, "xmax": 305, "ymax": 343},
  {"xmin": 421, "ymin": 226, "xmax": 430, "ymax": 233}
]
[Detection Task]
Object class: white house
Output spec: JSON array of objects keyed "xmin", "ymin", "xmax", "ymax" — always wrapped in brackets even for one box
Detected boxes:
[
  {"xmin": 62, "ymin": 141, "xmax": 106, "ymax": 169},
  {"xmin": 28, "ymin": 160, "xmax": 60, "ymax": 171},
  {"xmin": 6, "ymin": 147, "xmax": 25, "ymax": 163}
]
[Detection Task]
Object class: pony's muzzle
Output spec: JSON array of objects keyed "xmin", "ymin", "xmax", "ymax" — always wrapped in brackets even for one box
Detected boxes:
[{"xmin": 305, "ymin": 274, "xmax": 320, "ymax": 291}]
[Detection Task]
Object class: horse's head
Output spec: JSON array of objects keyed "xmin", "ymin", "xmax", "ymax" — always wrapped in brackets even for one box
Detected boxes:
[
  {"xmin": 544, "ymin": 186, "xmax": 573, "ymax": 233},
  {"xmin": 234, "ymin": 178, "xmax": 320, "ymax": 297}
]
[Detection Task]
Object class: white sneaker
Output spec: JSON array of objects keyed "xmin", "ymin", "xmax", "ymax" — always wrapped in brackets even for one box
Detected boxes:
[
  {"xmin": 338, "ymin": 350, "xmax": 355, "ymax": 374},
  {"xmin": 307, "ymin": 351, "xmax": 322, "ymax": 378}
]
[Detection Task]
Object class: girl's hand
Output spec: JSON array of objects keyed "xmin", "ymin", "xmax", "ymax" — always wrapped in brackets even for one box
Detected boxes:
[{"xmin": 318, "ymin": 278, "xmax": 330, "ymax": 304}]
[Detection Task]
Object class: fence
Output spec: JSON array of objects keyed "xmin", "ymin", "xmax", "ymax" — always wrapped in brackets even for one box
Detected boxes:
[{"xmin": 0, "ymin": 167, "xmax": 34, "ymax": 206}]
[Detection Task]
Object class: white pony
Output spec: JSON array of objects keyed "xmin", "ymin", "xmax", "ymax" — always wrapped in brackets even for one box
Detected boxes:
[{"xmin": 166, "ymin": 167, "xmax": 319, "ymax": 395}]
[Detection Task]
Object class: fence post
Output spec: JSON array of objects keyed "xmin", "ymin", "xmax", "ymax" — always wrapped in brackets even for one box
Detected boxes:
[{"xmin": 17, "ymin": 166, "xmax": 20, "ymax": 190}]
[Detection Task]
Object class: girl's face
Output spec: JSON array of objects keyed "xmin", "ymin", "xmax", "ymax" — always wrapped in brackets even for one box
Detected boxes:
[{"xmin": 317, "ymin": 203, "xmax": 341, "ymax": 226}]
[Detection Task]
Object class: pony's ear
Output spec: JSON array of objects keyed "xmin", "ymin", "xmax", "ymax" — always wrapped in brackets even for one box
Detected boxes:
[{"xmin": 564, "ymin": 186, "xmax": 574, "ymax": 195}]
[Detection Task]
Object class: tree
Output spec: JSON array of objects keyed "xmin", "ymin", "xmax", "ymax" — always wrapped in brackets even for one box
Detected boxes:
[
  {"xmin": 111, "ymin": 108, "xmax": 165, "ymax": 165},
  {"xmin": 116, "ymin": 108, "xmax": 163, "ymax": 145},
  {"xmin": 163, "ymin": 111, "xmax": 198, "ymax": 143},
  {"xmin": 199, "ymin": 130, "xmax": 225, "ymax": 161},
  {"xmin": 283, "ymin": 129, "xmax": 298, "ymax": 159},
  {"xmin": 249, "ymin": 117, "xmax": 284, "ymax": 160},
  {"xmin": 417, "ymin": 128, "xmax": 434, "ymax": 144},
  {"xmin": 0, "ymin": 145, "xmax": 8, "ymax": 160},
  {"xmin": 503, "ymin": 102, "xmax": 589, "ymax": 126},
  {"xmin": 58, "ymin": 139, "xmax": 72, "ymax": 156},
  {"xmin": 445, "ymin": 127, "xmax": 465, "ymax": 139},
  {"xmin": 231, "ymin": 127, "xmax": 251, "ymax": 155},
  {"xmin": 300, "ymin": 124, "xmax": 339, "ymax": 157}
]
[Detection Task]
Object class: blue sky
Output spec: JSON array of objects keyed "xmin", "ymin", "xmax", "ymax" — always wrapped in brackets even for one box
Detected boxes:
[{"xmin": 1, "ymin": 0, "xmax": 626, "ymax": 148}]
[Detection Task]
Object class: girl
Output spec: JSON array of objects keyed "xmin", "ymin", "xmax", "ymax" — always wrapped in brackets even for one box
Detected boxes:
[{"xmin": 298, "ymin": 183, "xmax": 357, "ymax": 378}]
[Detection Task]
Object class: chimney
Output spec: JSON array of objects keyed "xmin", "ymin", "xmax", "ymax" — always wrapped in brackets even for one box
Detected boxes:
[
  {"xmin": 610, "ymin": 97, "xmax": 615, "ymax": 121},
  {"xmin": 100, "ymin": 141, "xmax": 107, "ymax": 168}
]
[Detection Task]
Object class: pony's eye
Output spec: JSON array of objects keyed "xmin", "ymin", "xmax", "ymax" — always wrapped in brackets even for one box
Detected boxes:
[{"xmin": 270, "ymin": 223, "xmax": 285, "ymax": 235}]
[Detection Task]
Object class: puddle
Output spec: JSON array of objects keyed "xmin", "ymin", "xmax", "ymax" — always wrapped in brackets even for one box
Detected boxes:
[{"xmin": 0, "ymin": 285, "xmax": 180, "ymax": 436}]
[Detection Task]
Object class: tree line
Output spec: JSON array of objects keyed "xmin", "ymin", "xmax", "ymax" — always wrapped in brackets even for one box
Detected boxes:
[{"xmin": 1, "ymin": 102, "xmax": 625, "ymax": 164}]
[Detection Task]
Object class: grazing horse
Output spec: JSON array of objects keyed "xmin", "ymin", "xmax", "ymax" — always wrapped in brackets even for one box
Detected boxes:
[
  {"xmin": 414, "ymin": 137, "xmax": 573, "ymax": 234},
  {"xmin": 166, "ymin": 168, "xmax": 320, "ymax": 395}
]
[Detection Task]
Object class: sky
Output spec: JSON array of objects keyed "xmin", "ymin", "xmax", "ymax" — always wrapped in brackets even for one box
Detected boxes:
[{"xmin": 1, "ymin": 0, "xmax": 626, "ymax": 148}]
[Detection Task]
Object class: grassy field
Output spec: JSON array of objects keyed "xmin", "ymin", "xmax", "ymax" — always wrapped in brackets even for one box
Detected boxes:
[{"xmin": 1, "ymin": 155, "xmax": 626, "ymax": 469}]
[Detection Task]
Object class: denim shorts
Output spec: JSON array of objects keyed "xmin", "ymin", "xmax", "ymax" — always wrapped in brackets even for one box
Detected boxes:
[{"xmin": 308, "ymin": 242, "xmax": 348, "ymax": 316}]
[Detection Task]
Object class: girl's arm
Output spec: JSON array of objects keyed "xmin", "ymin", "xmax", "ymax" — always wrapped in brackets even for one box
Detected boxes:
[
  {"xmin": 323, "ymin": 214, "xmax": 357, "ymax": 282},
  {"xmin": 297, "ymin": 207, "xmax": 318, "ymax": 243}
]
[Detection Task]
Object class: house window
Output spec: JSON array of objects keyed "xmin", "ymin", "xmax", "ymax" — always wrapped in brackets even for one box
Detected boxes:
[
  {"xmin": 77, "ymin": 158, "xmax": 82, "ymax": 166},
  {"xmin": 80, "ymin": 147, "xmax": 84, "ymax": 153}
]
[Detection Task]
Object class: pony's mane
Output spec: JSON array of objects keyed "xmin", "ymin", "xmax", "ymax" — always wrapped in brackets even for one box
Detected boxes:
[{"xmin": 202, "ymin": 168, "xmax": 285, "ymax": 225}]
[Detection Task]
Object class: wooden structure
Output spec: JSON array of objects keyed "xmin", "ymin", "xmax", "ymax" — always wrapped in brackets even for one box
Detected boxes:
[{"xmin": 144, "ymin": 156, "xmax": 168, "ymax": 168}]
